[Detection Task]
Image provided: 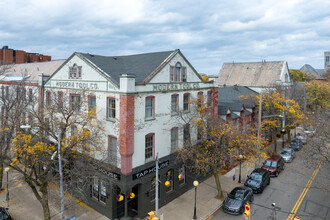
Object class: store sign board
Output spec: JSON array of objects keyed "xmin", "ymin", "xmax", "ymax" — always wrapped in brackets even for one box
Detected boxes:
[{"xmin": 133, "ymin": 160, "xmax": 170, "ymax": 180}]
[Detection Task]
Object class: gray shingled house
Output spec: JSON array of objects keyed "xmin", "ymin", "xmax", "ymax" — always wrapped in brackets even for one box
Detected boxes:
[{"xmin": 218, "ymin": 61, "xmax": 292, "ymax": 93}]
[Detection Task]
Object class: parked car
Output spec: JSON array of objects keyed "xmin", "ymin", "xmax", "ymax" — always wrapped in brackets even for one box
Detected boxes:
[
  {"xmin": 0, "ymin": 207, "xmax": 13, "ymax": 220},
  {"xmin": 261, "ymin": 155, "xmax": 285, "ymax": 177},
  {"xmin": 304, "ymin": 127, "xmax": 316, "ymax": 136},
  {"xmin": 244, "ymin": 168, "xmax": 270, "ymax": 193},
  {"xmin": 296, "ymin": 132, "xmax": 307, "ymax": 144},
  {"xmin": 280, "ymin": 148, "xmax": 295, "ymax": 162},
  {"xmin": 290, "ymin": 139, "xmax": 302, "ymax": 151},
  {"xmin": 222, "ymin": 186, "xmax": 254, "ymax": 215}
]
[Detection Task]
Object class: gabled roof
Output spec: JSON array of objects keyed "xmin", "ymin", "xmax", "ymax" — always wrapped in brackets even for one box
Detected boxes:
[
  {"xmin": 218, "ymin": 85, "xmax": 257, "ymax": 116},
  {"xmin": 0, "ymin": 60, "xmax": 65, "ymax": 83},
  {"xmin": 218, "ymin": 61, "xmax": 287, "ymax": 87},
  {"xmin": 78, "ymin": 50, "xmax": 177, "ymax": 84},
  {"xmin": 300, "ymin": 64, "xmax": 324, "ymax": 77}
]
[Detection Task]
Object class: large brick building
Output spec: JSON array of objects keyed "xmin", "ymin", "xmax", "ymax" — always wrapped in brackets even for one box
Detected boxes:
[
  {"xmin": 1, "ymin": 49, "xmax": 218, "ymax": 219},
  {"xmin": 0, "ymin": 45, "xmax": 51, "ymax": 65}
]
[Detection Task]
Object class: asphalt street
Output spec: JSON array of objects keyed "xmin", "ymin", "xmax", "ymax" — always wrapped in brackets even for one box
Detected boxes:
[{"xmin": 211, "ymin": 146, "xmax": 330, "ymax": 220}]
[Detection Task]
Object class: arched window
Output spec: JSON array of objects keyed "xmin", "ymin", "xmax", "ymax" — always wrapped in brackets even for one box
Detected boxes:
[
  {"xmin": 69, "ymin": 64, "xmax": 82, "ymax": 79},
  {"xmin": 170, "ymin": 62, "xmax": 187, "ymax": 82}
]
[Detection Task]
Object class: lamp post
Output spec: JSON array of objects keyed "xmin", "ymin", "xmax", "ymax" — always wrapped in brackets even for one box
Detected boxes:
[
  {"xmin": 193, "ymin": 180, "xmax": 199, "ymax": 220},
  {"xmin": 238, "ymin": 155, "xmax": 243, "ymax": 183},
  {"xmin": 5, "ymin": 167, "xmax": 10, "ymax": 208}
]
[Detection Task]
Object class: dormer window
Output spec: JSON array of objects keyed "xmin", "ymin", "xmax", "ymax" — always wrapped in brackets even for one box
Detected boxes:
[
  {"xmin": 69, "ymin": 64, "xmax": 82, "ymax": 79},
  {"xmin": 170, "ymin": 62, "xmax": 187, "ymax": 82}
]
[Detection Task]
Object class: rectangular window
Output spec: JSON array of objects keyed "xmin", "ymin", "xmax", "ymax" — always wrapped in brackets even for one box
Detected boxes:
[
  {"xmin": 58, "ymin": 91, "xmax": 63, "ymax": 112},
  {"xmin": 175, "ymin": 66, "xmax": 180, "ymax": 82},
  {"xmin": 92, "ymin": 177, "xmax": 99, "ymax": 199},
  {"xmin": 207, "ymin": 91, "xmax": 212, "ymax": 107},
  {"xmin": 171, "ymin": 127, "xmax": 178, "ymax": 152},
  {"xmin": 107, "ymin": 97, "xmax": 116, "ymax": 119},
  {"xmin": 171, "ymin": 95, "xmax": 178, "ymax": 114},
  {"xmin": 70, "ymin": 94, "xmax": 81, "ymax": 112},
  {"xmin": 89, "ymin": 95, "xmax": 96, "ymax": 115},
  {"xmin": 150, "ymin": 177, "xmax": 156, "ymax": 201},
  {"xmin": 183, "ymin": 93, "xmax": 190, "ymax": 112},
  {"xmin": 197, "ymin": 127, "xmax": 202, "ymax": 141},
  {"xmin": 46, "ymin": 91, "xmax": 51, "ymax": 108},
  {"xmin": 108, "ymin": 136, "xmax": 118, "ymax": 166},
  {"xmin": 326, "ymin": 56, "xmax": 330, "ymax": 62},
  {"xmin": 145, "ymin": 134, "xmax": 154, "ymax": 160},
  {"xmin": 197, "ymin": 92, "xmax": 203, "ymax": 108},
  {"xmin": 183, "ymin": 125, "xmax": 190, "ymax": 145},
  {"xmin": 92, "ymin": 177, "xmax": 106, "ymax": 203},
  {"xmin": 179, "ymin": 165, "xmax": 186, "ymax": 185},
  {"xmin": 145, "ymin": 96, "xmax": 154, "ymax": 119},
  {"xmin": 165, "ymin": 169, "xmax": 174, "ymax": 193},
  {"xmin": 71, "ymin": 126, "xmax": 78, "ymax": 136},
  {"xmin": 170, "ymin": 66, "xmax": 175, "ymax": 82},
  {"xmin": 29, "ymin": 89, "xmax": 33, "ymax": 102},
  {"xmin": 182, "ymin": 67, "xmax": 187, "ymax": 82}
]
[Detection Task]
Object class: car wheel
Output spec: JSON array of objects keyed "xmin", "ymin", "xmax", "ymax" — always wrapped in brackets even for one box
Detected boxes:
[
  {"xmin": 250, "ymin": 195, "xmax": 254, "ymax": 203},
  {"xmin": 260, "ymin": 186, "xmax": 264, "ymax": 193},
  {"xmin": 267, "ymin": 178, "xmax": 270, "ymax": 185},
  {"xmin": 275, "ymin": 172, "xmax": 279, "ymax": 177},
  {"xmin": 282, "ymin": 164, "xmax": 285, "ymax": 170}
]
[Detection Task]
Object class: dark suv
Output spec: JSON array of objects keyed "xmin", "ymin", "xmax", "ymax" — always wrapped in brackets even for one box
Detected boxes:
[
  {"xmin": 261, "ymin": 155, "xmax": 285, "ymax": 177},
  {"xmin": 244, "ymin": 168, "xmax": 270, "ymax": 193}
]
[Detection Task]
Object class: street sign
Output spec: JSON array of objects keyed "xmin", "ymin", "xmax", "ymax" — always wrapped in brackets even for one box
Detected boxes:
[{"xmin": 67, "ymin": 216, "xmax": 75, "ymax": 220}]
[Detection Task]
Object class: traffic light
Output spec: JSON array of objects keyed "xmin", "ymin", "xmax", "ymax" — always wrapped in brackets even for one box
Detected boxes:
[
  {"xmin": 243, "ymin": 202, "xmax": 250, "ymax": 219},
  {"xmin": 147, "ymin": 211, "xmax": 159, "ymax": 220}
]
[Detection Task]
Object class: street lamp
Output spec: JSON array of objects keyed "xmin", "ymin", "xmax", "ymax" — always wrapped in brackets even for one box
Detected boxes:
[
  {"xmin": 193, "ymin": 180, "xmax": 199, "ymax": 220},
  {"xmin": 5, "ymin": 167, "xmax": 10, "ymax": 208},
  {"xmin": 238, "ymin": 155, "xmax": 243, "ymax": 183}
]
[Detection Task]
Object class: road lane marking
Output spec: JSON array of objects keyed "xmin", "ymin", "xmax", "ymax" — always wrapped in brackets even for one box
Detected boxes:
[{"xmin": 287, "ymin": 162, "xmax": 322, "ymax": 220}]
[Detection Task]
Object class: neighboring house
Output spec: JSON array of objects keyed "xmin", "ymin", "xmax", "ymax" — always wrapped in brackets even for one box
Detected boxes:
[
  {"xmin": 218, "ymin": 61, "xmax": 292, "ymax": 93},
  {"xmin": 299, "ymin": 64, "xmax": 324, "ymax": 78},
  {"xmin": 299, "ymin": 51, "xmax": 330, "ymax": 78},
  {"xmin": 218, "ymin": 85, "xmax": 257, "ymax": 126},
  {"xmin": 0, "ymin": 60, "xmax": 65, "ymax": 83},
  {"xmin": 41, "ymin": 49, "xmax": 218, "ymax": 219}
]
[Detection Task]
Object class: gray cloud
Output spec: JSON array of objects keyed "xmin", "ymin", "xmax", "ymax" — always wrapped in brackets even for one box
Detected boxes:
[{"xmin": 1, "ymin": 0, "xmax": 329, "ymax": 75}]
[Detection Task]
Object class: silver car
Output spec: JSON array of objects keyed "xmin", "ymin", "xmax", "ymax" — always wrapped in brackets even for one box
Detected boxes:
[{"xmin": 280, "ymin": 148, "xmax": 295, "ymax": 162}]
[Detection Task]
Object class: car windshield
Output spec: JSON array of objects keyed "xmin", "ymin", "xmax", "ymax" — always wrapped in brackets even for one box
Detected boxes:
[
  {"xmin": 264, "ymin": 160, "xmax": 277, "ymax": 167},
  {"xmin": 228, "ymin": 189, "xmax": 244, "ymax": 200},
  {"xmin": 291, "ymin": 140, "xmax": 297, "ymax": 145},
  {"xmin": 249, "ymin": 173, "xmax": 262, "ymax": 181},
  {"xmin": 280, "ymin": 151, "xmax": 290, "ymax": 156}
]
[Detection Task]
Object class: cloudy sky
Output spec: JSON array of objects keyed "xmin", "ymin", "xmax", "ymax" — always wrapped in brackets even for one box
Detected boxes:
[{"xmin": 1, "ymin": 0, "xmax": 329, "ymax": 75}]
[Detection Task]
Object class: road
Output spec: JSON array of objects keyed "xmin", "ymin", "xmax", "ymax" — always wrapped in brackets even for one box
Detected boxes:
[{"xmin": 211, "ymin": 146, "xmax": 330, "ymax": 220}]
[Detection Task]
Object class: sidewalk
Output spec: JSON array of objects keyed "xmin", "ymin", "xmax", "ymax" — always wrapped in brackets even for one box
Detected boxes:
[
  {"xmin": 158, "ymin": 137, "xmax": 286, "ymax": 220},
  {"xmin": 0, "ymin": 170, "xmax": 109, "ymax": 220},
  {"xmin": 0, "ymin": 136, "xmax": 289, "ymax": 220}
]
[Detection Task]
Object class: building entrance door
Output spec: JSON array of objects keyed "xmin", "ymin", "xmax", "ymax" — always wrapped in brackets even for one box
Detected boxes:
[{"xmin": 128, "ymin": 184, "xmax": 140, "ymax": 217}]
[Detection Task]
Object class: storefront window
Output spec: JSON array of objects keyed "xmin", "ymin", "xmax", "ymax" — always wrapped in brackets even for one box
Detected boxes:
[
  {"xmin": 92, "ymin": 176, "xmax": 107, "ymax": 204},
  {"xmin": 179, "ymin": 165, "xmax": 186, "ymax": 186},
  {"xmin": 165, "ymin": 169, "xmax": 174, "ymax": 193}
]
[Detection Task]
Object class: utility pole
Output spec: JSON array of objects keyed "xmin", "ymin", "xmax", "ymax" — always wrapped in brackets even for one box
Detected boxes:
[
  {"xmin": 155, "ymin": 153, "xmax": 159, "ymax": 217},
  {"xmin": 58, "ymin": 132, "xmax": 65, "ymax": 220},
  {"xmin": 256, "ymin": 93, "xmax": 262, "ymax": 166}
]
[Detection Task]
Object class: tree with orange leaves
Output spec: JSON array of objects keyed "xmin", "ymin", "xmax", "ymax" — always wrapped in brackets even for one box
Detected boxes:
[
  {"xmin": 8, "ymin": 90, "xmax": 106, "ymax": 220},
  {"xmin": 177, "ymin": 97, "xmax": 262, "ymax": 198}
]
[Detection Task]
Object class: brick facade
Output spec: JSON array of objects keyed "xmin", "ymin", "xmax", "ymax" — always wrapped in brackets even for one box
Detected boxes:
[{"xmin": 0, "ymin": 46, "xmax": 51, "ymax": 65}]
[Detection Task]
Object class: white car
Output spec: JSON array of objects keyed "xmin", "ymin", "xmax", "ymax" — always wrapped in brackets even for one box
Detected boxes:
[
  {"xmin": 304, "ymin": 127, "xmax": 316, "ymax": 136},
  {"xmin": 296, "ymin": 132, "xmax": 307, "ymax": 144}
]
